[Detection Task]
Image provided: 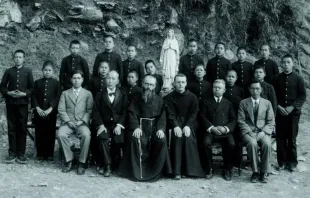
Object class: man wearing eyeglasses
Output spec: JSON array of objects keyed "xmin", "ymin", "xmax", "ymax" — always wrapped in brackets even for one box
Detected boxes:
[{"xmin": 238, "ymin": 80, "xmax": 275, "ymax": 183}]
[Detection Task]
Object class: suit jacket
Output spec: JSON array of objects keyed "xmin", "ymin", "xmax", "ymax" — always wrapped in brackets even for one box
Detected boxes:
[
  {"xmin": 92, "ymin": 88, "xmax": 128, "ymax": 129},
  {"xmin": 200, "ymin": 97, "xmax": 236, "ymax": 135},
  {"xmin": 238, "ymin": 97, "xmax": 275, "ymax": 136},
  {"xmin": 58, "ymin": 88, "xmax": 93, "ymax": 125},
  {"xmin": 261, "ymin": 81, "xmax": 277, "ymax": 115},
  {"xmin": 59, "ymin": 55, "xmax": 90, "ymax": 90}
]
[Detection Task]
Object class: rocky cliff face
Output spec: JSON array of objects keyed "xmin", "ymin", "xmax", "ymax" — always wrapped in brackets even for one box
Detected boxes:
[{"xmin": 0, "ymin": 0, "xmax": 309, "ymax": 106}]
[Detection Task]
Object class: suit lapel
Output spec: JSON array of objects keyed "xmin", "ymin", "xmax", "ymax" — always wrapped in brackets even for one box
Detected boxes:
[
  {"xmin": 215, "ymin": 98, "xmax": 227, "ymax": 113},
  {"xmin": 103, "ymin": 91, "xmax": 112, "ymax": 108},
  {"xmin": 68, "ymin": 89, "xmax": 77, "ymax": 104},
  {"xmin": 76, "ymin": 88, "xmax": 85, "ymax": 104},
  {"xmin": 246, "ymin": 98, "xmax": 255, "ymax": 124},
  {"xmin": 257, "ymin": 98, "xmax": 264, "ymax": 120},
  {"xmin": 112, "ymin": 89, "xmax": 121, "ymax": 108}
]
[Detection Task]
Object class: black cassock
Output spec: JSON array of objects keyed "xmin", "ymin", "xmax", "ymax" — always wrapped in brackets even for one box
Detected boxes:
[
  {"xmin": 118, "ymin": 94, "xmax": 171, "ymax": 181},
  {"xmin": 164, "ymin": 90, "xmax": 204, "ymax": 177}
]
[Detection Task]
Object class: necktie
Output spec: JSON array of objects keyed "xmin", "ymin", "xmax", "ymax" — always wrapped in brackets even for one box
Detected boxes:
[
  {"xmin": 217, "ymin": 97, "xmax": 220, "ymax": 104},
  {"xmin": 253, "ymin": 101, "xmax": 259, "ymax": 123},
  {"xmin": 74, "ymin": 90, "xmax": 78, "ymax": 100}
]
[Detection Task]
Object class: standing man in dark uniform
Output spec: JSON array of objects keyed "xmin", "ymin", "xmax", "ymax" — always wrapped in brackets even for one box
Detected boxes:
[
  {"xmin": 274, "ymin": 54, "xmax": 306, "ymax": 172},
  {"xmin": 254, "ymin": 44, "xmax": 279, "ymax": 85},
  {"xmin": 164, "ymin": 74, "xmax": 204, "ymax": 180},
  {"xmin": 206, "ymin": 42, "xmax": 231, "ymax": 83},
  {"xmin": 93, "ymin": 36, "xmax": 123, "ymax": 82},
  {"xmin": 0, "ymin": 50, "xmax": 34, "ymax": 164},
  {"xmin": 232, "ymin": 47, "xmax": 253, "ymax": 97},
  {"xmin": 179, "ymin": 39, "xmax": 204, "ymax": 82},
  {"xmin": 59, "ymin": 40, "xmax": 90, "ymax": 90},
  {"xmin": 200, "ymin": 79, "xmax": 236, "ymax": 181},
  {"xmin": 122, "ymin": 45, "xmax": 144, "ymax": 86},
  {"xmin": 253, "ymin": 65, "xmax": 277, "ymax": 114},
  {"xmin": 187, "ymin": 64, "xmax": 212, "ymax": 103}
]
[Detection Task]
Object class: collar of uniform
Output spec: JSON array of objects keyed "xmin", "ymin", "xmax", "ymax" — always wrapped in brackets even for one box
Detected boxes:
[
  {"xmin": 107, "ymin": 87, "xmax": 116, "ymax": 93},
  {"xmin": 227, "ymin": 84, "xmax": 235, "ymax": 88},
  {"xmin": 71, "ymin": 54, "xmax": 79, "ymax": 58},
  {"xmin": 127, "ymin": 58, "xmax": 135, "ymax": 62},
  {"xmin": 283, "ymin": 71, "xmax": 293, "ymax": 76},
  {"xmin": 130, "ymin": 83, "xmax": 137, "ymax": 88},
  {"xmin": 104, "ymin": 50, "xmax": 113, "ymax": 54},
  {"xmin": 216, "ymin": 55, "xmax": 224, "ymax": 60},
  {"xmin": 251, "ymin": 97, "xmax": 260, "ymax": 105},
  {"xmin": 14, "ymin": 65, "xmax": 24, "ymax": 69},
  {"xmin": 238, "ymin": 60, "xmax": 245, "ymax": 64},
  {"xmin": 195, "ymin": 78, "xmax": 204, "ymax": 83},
  {"xmin": 188, "ymin": 52, "xmax": 196, "ymax": 56}
]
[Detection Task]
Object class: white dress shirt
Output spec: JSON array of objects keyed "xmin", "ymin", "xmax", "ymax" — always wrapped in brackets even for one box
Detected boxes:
[
  {"xmin": 207, "ymin": 96, "xmax": 230, "ymax": 133},
  {"xmin": 107, "ymin": 88, "xmax": 116, "ymax": 103}
]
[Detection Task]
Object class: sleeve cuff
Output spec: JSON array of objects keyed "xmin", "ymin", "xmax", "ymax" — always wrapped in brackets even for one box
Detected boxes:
[
  {"xmin": 117, "ymin": 124, "xmax": 125, "ymax": 129},
  {"xmin": 207, "ymin": 126, "xmax": 214, "ymax": 133},
  {"xmin": 224, "ymin": 126, "xmax": 230, "ymax": 133}
]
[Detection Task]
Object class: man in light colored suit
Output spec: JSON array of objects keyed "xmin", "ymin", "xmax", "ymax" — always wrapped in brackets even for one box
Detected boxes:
[
  {"xmin": 58, "ymin": 70, "xmax": 93, "ymax": 175},
  {"xmin": 238, "ymin": 80, "xmax": 275, "ymax": 183}
]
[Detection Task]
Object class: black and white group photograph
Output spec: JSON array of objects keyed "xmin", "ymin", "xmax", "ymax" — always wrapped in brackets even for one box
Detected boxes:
[{"xmin": 0, "ymin": 0, "xmax": 309, "ymax": 197}]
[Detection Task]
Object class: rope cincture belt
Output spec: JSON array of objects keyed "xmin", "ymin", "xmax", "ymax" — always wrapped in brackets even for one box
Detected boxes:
[{"xmin": 138, "ymin": 117, "xmax": 155, "ymax": 179}]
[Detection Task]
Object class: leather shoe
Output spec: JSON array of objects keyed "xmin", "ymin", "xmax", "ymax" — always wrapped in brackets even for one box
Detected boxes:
[
  {"xmin": 276, "ymin": 164, "xmax": 286, "ymax": 171},
  {"xmin": 62, "ymin": 161, "xmax": 72, "ymax": 173},
  {"xmin": 104, "ymin": 165, "xmax": 111, "ymax": 177},
  {"xmin": 205, "ymin": 171, "xmax": 213, "ymax": 180},
  {"xmin": 259, "ymin": 172, "xmax": 268, "ymax": 183},
  {"xmin": 174, "ymin": 175, "xmax": 181, "ymax": 180},
  {"xmin": 250, "ymin": 172, "xmax": 259, "ymax": 183},
  {"xmin": 223, "ymin": 169, "xmax": 232, "ymax": 181},
  {"xmin": 77, "ymin": 163, "xmax": 86, "ymax": 175},
  {"xmin": 288, "ymin": 165, "xmax": 297, "ymax": 172}
]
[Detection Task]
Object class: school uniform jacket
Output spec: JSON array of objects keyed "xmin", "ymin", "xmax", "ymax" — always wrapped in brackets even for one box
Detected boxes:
[
  {"xmin": 0, "ymin": 66, "xmax": 34, "ymax": 104},
  {"xmin": 206, "ymin": 56, "xmax": 231, "ymax": 82},
  {"xmin": 31, "ymin": 78, "xmax": 61, "ymax": 113}
]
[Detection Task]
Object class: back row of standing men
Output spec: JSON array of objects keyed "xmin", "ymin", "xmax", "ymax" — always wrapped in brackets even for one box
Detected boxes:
[{"xmin": 0, "ymin": 36, "xmax": 306, "ymax": 183}]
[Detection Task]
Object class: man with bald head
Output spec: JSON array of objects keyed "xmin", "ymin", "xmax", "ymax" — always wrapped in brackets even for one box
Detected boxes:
[
  {"xmin": 92, "ymin": 70, "xmax": 128, "ymax": 177},
  {"xmin": 118, "ymin": 75, "xmax": 169, "ymax": 181},
  {"xmin": 200, "ymin": 79, "xmax": 236, "ymax": 181}
]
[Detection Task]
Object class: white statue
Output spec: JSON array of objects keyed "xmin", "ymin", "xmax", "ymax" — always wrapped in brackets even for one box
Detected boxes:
[{"xmin": 160, "ymin": 29, "xmax": 179, "ymax": 90}]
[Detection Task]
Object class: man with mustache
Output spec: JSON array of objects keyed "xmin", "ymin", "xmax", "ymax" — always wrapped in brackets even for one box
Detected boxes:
[{"xmin": 118, "ymin": 75, "xmax": 170, "ymax": 181}]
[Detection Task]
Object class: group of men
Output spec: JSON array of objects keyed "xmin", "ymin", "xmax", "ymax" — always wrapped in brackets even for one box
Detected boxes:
[{"xmin": 0, "ymin": 38, "xmax": 306, "ymax": 184}]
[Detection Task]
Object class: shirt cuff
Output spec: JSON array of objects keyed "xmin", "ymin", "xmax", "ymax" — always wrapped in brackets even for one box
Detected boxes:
[
  {"xmin": 224, "ymin": 126, "xmax": 230, "ymax": 133},
  {"xmin": 117, "ymin": 124, "xmax": 125, "ymax": 129},
  {"xmin": 207, "ymin": 126, "xmax": 214, "ymax": 133}
]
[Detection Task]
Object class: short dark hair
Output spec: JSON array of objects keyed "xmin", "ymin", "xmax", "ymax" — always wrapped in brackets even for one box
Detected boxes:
[
  {"xmin": 261, "ymin": 44, "xmax": 270, "ymax": 50},
  {"xmin": 104, "ymin": 35, "xmax": 114, "ymax": 41},
  {"xmin": 13, "ymin": 49, "xmax": 25, "ymax": 57},
  {"xmin": 188, "ymin": 38, "xmax": 198, "ymax": 45},
  {"xmin": 282, "ymin": 54, "xmax": 294, "ymax": 61},
  {"xmin": 145, "ymin": 60, "xmax": 156, "ymax": 70},
  {"xmin": 195, "ymin": 64, "xmax": 205, "ymax": 70},
  {"xmin": 215, "ymin": 42, "xmax": 225, "ymax": 50},
  {"xmin": 227, "ymin": 69, "xmax": 237, "ymax": 76},
  {"xmin": 42, "ymin": 61, "xmax": 55, "ymax": 70},
  {"xmin": 174, "ymin": 73, "xmax": 187, "ymax": 82},
  {"xmin": 69, "ymin": 40, "xmax": 81, "ymax": 48},
  {"xmin": 128, "ymin": 70, "xmax": 139, "ymax": 78},
  {"xmin": 253, "ymin": 65, "xmax": 266, "ymax": 73},
  {"xmin": 249, "ymin": 79, "xmax": 261, "ymax": 88},
  {"xmin": 71, "ymin": 70, "xmax": 84, "ymax": 78},
  {"xmin": 127, "ymin": 45, "xmax": 137, "ymax": 50},
  {"xmin": 237, "ymin": 47, "xmax": 247, "ymax": 53}
]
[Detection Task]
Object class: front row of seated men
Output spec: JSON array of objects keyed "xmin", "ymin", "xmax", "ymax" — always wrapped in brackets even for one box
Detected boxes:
[{"xmin": 57, "ymin": 68, "xmax": 277, "ymax": 183}]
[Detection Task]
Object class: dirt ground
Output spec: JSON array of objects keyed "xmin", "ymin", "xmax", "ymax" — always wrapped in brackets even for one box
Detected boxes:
[{"xmin": 0, "ymin": 111, "xmax": 309, "ymax": 198}]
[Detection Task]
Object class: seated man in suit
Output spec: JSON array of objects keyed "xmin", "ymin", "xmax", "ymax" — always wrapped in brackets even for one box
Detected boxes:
[
  {"xmin": 238, "ymin": 80, "xmax": 275, "ymax": 183},
  {"xmin": 200, "ymin": 79, "xmax": 236, "ymax": 181},
  {"xmin": 92, "ymin": 71, "xmax": 128, "ymax": 177},
  {"xmin": 57, "ymin": 70, "xmax": 93, "ymax": 175}
]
